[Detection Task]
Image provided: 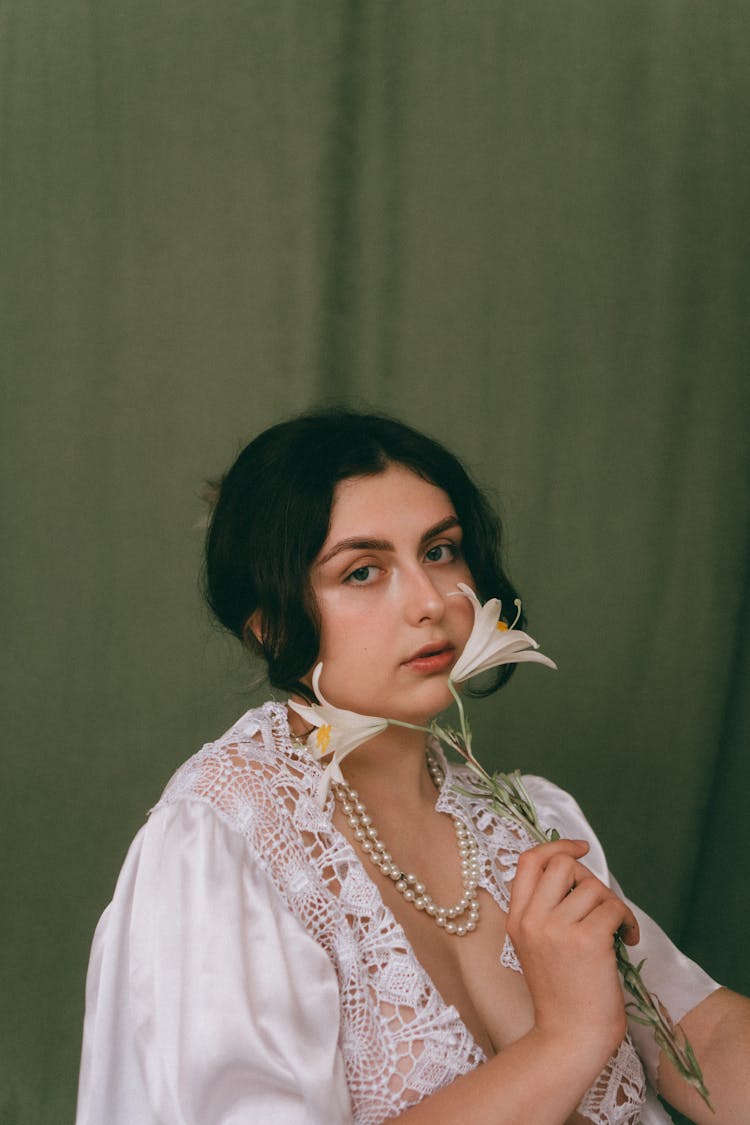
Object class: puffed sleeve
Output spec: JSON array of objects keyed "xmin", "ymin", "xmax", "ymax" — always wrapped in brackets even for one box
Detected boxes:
[
  {"xmin": 521, "ymin": 776, "xmax": 722, "ymax": 1090},
  {"xmin": 77, "ymin": 799, "xmax": 353, "ymax": 1125}
]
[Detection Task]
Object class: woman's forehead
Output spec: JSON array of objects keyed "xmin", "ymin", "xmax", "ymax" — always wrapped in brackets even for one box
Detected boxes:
[{"xmin": 325, "ymin": 466, "xmax": 456, "ymax": 540}]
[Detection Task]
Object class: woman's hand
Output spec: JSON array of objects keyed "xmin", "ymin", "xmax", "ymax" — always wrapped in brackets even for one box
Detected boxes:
[{"xmin": 507, "ymin": 838, "xmax": 640, "ymax": 1071}]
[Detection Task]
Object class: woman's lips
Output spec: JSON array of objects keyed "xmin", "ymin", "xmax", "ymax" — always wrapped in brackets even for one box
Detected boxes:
[{"xmin": 402, "ymin": 645, "xmax": 455, "ymax": 674}]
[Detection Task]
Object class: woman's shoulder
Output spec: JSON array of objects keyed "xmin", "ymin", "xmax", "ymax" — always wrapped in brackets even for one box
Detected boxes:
[
  {"xmin": 518, "ymin": 773, "xmax": 594, "ymax": 832},
  {"xmin": 152, "ymin": 700, "xmax": 328, "ymax": 838},
  {"xmin": 518, "ymin": 775, "xmax": 608, "ymax": 862}
]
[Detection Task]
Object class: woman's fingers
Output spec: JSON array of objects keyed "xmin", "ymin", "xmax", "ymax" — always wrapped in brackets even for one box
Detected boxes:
[
  {"xmin": 524, "ymin": 853, "xmax": 592, "ymax": 914},
  {"xmin": 509, "ymin": 839, "xmax": 640, "ymax": 945},
  {"xmin": 578, "ymin": 897, "xmax": 639, "ymax": 946},
  {"xmin": 555, "ymin": 878, "xmax": 641, "ymax": 945},
  {"xmin": 509, "ymin": 838, "xmax": 590, "ymax": 917}
]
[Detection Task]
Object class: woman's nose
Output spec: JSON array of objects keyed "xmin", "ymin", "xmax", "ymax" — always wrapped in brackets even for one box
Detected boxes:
[{"xmin": 403, "ymin": 565, "xmax": 445, "ymax": 624}]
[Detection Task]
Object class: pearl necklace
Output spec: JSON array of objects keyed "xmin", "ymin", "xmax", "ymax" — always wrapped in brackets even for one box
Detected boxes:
[{"xmin": 332, "ymin": 751, "xmax": 481, "ymax": 937}]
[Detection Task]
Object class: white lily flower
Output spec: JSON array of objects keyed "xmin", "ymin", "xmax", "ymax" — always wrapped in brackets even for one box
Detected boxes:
[
  {"xmin": 288, "ymin": 664, "xmax": 388, "ymax": 807},
  {"xmin": 448, "ymin": 582, "xmax": 557, "ymax": 683}
]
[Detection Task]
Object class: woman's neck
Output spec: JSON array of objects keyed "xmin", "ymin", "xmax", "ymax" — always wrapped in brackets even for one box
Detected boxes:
[{"xmin": 340, "ymin": 725, "xmax": 438, "ymax": 812}]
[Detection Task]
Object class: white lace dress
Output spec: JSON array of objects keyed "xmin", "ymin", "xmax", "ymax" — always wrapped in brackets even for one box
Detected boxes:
[{"xmin": 77, "ymin": 702, "xmax": 719, "ymax": 1125}]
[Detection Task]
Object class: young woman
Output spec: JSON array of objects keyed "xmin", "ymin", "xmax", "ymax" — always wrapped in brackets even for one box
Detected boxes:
[{"xmin": 77, "ymin": 410, "xmax": 750, "ymax": 1124}]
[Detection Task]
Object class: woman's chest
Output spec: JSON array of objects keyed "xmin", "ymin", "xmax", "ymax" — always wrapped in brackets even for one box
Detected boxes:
[
  {"xmin": 379, "ymin": 886, "xmax": 617, "ymax": 1125},
  {"xmin": 329, "ymin": 792, "xmax": 542, "ymax": 1058},
  {"xmin": 381, "ymin": 880, "xmax": 533, "ymax": 1056},
  {"xmin": 355, "ymin": 877, "xmax": 596, "ymax": 1125},
  {"xmin": 315, "ymin": 820, "xmax": 640, "ymax": 1125},
  {"xmin": 309, "ymin": 793, "xmax": 644, "ymax": 1124}
]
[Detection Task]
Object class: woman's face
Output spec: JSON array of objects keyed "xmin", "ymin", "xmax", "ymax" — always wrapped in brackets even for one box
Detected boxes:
[{"xmin": 308, "ymin": 464, "xmax": 476, "ymax": 724}]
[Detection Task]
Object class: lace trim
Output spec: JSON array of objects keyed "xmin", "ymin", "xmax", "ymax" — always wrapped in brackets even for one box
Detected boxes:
[{"xmin": 155, "ymin": 702, "xmax": 646, "ymax": 1124}]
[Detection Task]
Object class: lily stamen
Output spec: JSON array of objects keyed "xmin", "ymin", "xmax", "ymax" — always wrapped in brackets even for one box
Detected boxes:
[{"xmin": 316, "ymin": 725, "xmax": 332, "ymax": 753}]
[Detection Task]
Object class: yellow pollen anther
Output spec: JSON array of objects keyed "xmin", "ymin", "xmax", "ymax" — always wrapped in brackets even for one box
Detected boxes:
[
  {"xmin": 496, "ymin": 621, "xmax": 509, "ymax": 632},
  {"xmin": 316, "ymin": 724, "xmax": 332, "ymax": 753}
]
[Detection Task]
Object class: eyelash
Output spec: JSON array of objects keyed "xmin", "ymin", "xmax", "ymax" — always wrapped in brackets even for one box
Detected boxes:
[{"xmin": 342, "ymin": 542, "xmax": 460, "ymax": 585}]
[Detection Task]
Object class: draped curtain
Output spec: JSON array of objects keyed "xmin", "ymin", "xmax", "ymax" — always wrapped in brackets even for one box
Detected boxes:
[{"xmin": 2, "ymin": 3, "xmax": 748, "ymax": 1121}]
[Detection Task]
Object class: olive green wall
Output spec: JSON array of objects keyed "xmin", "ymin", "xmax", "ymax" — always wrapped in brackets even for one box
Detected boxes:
[{"xmin": 2, "ymin": 3, "xmax": 748, "ymax": 1122}]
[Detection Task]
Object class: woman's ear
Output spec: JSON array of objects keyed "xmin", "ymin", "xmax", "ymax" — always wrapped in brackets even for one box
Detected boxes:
[{"xmin": 244, "ymin": 609, "xmax": 264, "ymax": 647}]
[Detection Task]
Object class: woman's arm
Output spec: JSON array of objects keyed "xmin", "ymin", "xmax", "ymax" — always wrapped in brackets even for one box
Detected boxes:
[
  {"xmin": 77, "ymin": 800, "xmax": 352, "ymax": 1125},
  {"xmin": 657, "ymin": 987, "xmax": 750, "ymax": 1124},
  {"xmin": 392, "ymin": 1025, "xmax": 614, "ymax": 1125},
  {"xmin": 394, "ymin": 837, "xmax": 640, "ymax": 1125}
]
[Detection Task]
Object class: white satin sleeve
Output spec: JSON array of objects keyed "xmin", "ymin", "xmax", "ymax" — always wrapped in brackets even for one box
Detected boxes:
[
  {"xmin": 522, "ymin": 775, "xmax": 722, "ymax": 1092},
  {"xmin": 77, "ymin": 799, "xmax": 353, "ymax": 1125}
]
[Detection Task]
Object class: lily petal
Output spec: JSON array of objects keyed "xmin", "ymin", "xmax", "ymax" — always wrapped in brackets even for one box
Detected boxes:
[
  {"xmin": 449, "ymin": 583, "xmax": 557, "ymax": 683},
  {"xmin": 288, "ymin": 663, "xmax": 388, "ymax": 806}
]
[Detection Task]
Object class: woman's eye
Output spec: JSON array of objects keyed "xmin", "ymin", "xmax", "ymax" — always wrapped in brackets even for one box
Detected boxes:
[
  {"xmin": 344, "ymin": 565, "xmax": 378, "ymax": 585},
  {"xmin": 424, "ymin": 542, "xmax": 457, "ymax": 564}
]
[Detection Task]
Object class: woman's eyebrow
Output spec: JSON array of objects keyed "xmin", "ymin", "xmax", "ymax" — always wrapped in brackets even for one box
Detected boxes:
[
  {"xmin": 420, "ymin": 515, "xmax": 461, "ymax": 543},
  {"xmin": 316, "ymin": 516, "xmax": 461, "ymax": 567},
  {"xmin": 317, "ymin": 536, "xmax": 392, "ymax": 566}
]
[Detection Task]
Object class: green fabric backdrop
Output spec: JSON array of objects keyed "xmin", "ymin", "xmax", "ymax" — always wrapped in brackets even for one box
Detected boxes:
[{"xmin": 2, "ymin": 3, "xmax": 748, "ymax": 1122}]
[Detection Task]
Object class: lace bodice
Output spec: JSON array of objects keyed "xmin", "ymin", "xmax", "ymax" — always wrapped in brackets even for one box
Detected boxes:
[{"xmin": 155, "ymin": 702, "xmax": 647, "ymax": 1124}]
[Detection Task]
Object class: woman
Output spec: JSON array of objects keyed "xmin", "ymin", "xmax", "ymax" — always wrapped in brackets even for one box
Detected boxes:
[{"xmin": 77, "ymin": 409, "xmax": 749, "ymax": 1124}]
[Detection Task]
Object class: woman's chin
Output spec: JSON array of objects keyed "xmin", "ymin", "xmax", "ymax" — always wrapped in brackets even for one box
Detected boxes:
[
  {"xmin": 386, "ymin": 683, "xmax": 455, "ymax": 727},
  {"xmin": 322, "ymin": 675, "xmax": 455, "ymax": 728}
]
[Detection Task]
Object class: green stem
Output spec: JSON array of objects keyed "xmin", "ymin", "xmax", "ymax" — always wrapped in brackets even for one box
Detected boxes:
[
  {"xmin": 387, "ymin": 718, "xmax": 434, "ymax": 737},
  {"xmin": 447, "ymin": 680, "xmax": 475, "ymax": 759}
]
